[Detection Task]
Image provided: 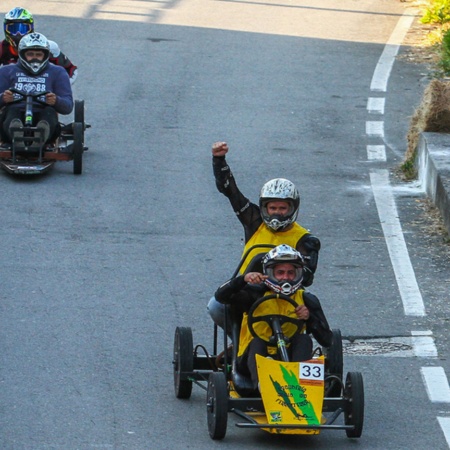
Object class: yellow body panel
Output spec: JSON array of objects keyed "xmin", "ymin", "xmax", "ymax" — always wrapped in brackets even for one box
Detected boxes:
[{"xmin": 256, "ymin": 355, "xmax": 325, "ymax": 434}]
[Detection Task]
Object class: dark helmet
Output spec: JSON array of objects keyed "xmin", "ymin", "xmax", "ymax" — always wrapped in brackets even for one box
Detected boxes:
[
  {"xmin": 4, "ymin": 7, "xmax": 34, "ymax": 48},
  {"xmin": 259, "ymin": 178, "xmax": 300, "ymax": 231},
  {"xmin": 262, "ymin": 244, "xmax": 304, "ymax": 295},
  {"xmin": 18, "ymin": 32, "xmax": 50, "ymax": 75}
]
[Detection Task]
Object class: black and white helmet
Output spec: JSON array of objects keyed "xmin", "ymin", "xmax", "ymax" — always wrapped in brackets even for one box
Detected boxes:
[
  {"xmin": 18, "ymin": 32, "xmax": 50, "ymax": 75},
  {"xmin": 259, "ymin": 178, "xmax": 300, "ymax": 231},
  {"xmin": 262, "ymin": 244, "xmax": 304, "ymax": 295}
]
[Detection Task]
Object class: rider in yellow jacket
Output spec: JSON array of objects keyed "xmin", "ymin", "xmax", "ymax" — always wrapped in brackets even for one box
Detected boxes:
[
  {"xmin": 209, "ymin": 141, "xmax": 321, "ymax": 333},
  {"xmin": 215, "ymin": 245, "xmax": 332, "ymax": 389}
]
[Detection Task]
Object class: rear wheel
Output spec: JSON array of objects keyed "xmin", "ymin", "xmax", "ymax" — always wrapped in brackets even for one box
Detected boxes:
[
  {"xmin": 344, "ymin": 371, "xmax": 364, "ymax": 438},
  {"xmin": 324, "ymin": 329, "xmax": 343, "ymax": 397},
  {"xmin": 72, "ymin": 122, "xmax": 83, "ymax": 175},
  {"xmin": 74, "ymin": 100, "xmax": 85, "ymax": 144},
  {"xmin": 173, "ymin": 327, "xmax": 193, "ymax": 399},
  {"xmin": 206, "ymin": 372, "xmax": 228, "ymax": 440}
]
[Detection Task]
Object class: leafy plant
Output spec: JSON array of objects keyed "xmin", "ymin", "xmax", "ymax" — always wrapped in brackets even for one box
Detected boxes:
[
  {"xmin": 401, "ymin": 157, "xmax": 417, "ymax": 180},
  {"xmin": 439, "ymin": 27, "xmax": 450, "ymax": 73},
  {"xmin": 421, "ymin": 0, "xmax": 450, "ymax": 25}
]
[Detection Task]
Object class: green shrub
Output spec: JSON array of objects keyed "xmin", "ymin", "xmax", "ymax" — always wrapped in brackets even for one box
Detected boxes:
[
  {"xmin": 440, "ymin": 28, "xmax": 450, "ymax": 73},
  {"xmin": 421, "ymin": 0, "xmax": 450, "ymax": 24},
  {"xmin": 401, "ymin": 157, "xmax": 417, "ymax": 180}
]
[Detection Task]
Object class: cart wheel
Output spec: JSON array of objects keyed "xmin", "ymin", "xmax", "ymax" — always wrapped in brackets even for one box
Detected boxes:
[
  {"xmin": 72, "ymin": 122, "xmax": 83, "ymax": 175},
  {"xmin": 74, "ymin": 99, "xmax": 85, "ymax": 123},
  {"xmin": 173, "ymin": 326, "xmax": 193, "ymax": 399},
  {"xmin": 344, "ymin": 371, "xmax": 364, "ymax": 438},
  {"xmin": 74, "ymin": 99, "xmax": 85, "ymax": 143},
  {"xmin": 324, "ymin": 329, "xmax": 343, "ymax": 397},
  {"xmin": 206, "ymin": 372, "xmax": 228, "ymax": 440}
]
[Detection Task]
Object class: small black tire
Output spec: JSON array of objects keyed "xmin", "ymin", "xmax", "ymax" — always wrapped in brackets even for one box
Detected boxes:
[
  {"xmin": 173, "ymin": 327, "xmax": 193, "ymax": 399},
  {"xmin": 72, "ymin": 122, "xmax": 83, "ymax": 175},
  {"xmin": 344, "ymin": 371, "xmax": 364, "ymax": 438},
  {"xmin": 325, "ymin": 329, "xmax": 344, "ymax": 397},
  {"xmin": 74, "ymin": 99, "xmax": 85, "ymax": 143},
  {"xmin": 206, "ymin": 372, "xmax": 228, "ymax": 440}
]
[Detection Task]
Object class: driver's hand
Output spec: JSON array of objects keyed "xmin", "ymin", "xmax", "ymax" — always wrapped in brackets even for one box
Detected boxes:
[
  {"xmin": 295, "ymin": 305, "xmax": 310, "ymax": 320},
  {"xmin": 244, "ymin": 272, "xmax": 267, "ymax": 284},
  {"xmin": 2, "ymin": 90, "xmax": 14, "ymax": 103},
  {"xmin": 45, "ymin": 92, "xmax": 57, "ymax": 106},
  {"xmin": 212, "ymin": 141, "xmax": 228, "ymax": 157}
]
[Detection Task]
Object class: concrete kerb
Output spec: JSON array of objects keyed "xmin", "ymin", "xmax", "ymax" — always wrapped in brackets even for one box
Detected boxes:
[{"xmin": 416, "ymin": 132, "xmax": 450, "ymax": 235}]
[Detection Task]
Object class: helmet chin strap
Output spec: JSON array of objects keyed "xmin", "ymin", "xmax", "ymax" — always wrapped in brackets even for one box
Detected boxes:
[
  {"xmin": 280, "ymin": 283, "xmax": 293, "ymax": 294},
  {"xmin": 267, "ymin": 218, "xmax": 289, "ymax": 231}
]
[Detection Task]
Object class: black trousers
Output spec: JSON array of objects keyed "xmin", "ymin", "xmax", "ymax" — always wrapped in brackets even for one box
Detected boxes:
[
  {"xmin": 0, "ymin": 106, "xmax": 59, "ymax": 143},
  {"xmin": 237, "ymin": 333, "xmax": 313, "ymax": 388}
]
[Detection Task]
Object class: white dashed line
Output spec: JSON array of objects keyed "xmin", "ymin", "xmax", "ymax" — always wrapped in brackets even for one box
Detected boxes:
[
  {"xmin": 369, "ymin": 8, "xmax": 449, "ymax": 448},
  {"xmin": 412, "ymin": 331, "xmax": 438, "ymax": 358},
  {"xmin": 367, "ymin": 97, "xmax": 385, "ymax": 114},
  {"xmin": 421, "ymin": 367, "xmax": 450, "ymax": 403},
  {"xmin": 438, "ymin": 418, "xmax": 450, "ymax": 446},
  {"xmin": 366, "ymin": 121, "xmax": 384, "ymax": 137},
  {"xmin": 370, "ymin": 170, "xmax": 426, "ymax": 316},
  {"xmin": 367, "ymin": 145, "xmax": 386, "ymax": 161}
]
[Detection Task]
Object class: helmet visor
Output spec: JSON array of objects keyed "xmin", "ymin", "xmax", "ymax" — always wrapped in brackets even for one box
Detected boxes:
[{"xmin": 5, "ymin": 22, "xmax": 32, "ymax": 37}]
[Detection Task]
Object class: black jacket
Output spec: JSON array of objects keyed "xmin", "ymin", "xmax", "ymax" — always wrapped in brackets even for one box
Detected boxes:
[
  {"xmin": 213, "ymin": 155, "xmax": 320, "ymax": 286},
  {"xmin": 215, "ymin": 275, "xmax": 333, "ymax": 348}
]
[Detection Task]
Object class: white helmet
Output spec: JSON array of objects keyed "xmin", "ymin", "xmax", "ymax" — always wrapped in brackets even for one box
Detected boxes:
[
  {"xmin": 259, "ymin": 178, "xmax": 300, "ymax": 231},
  {"xmin": 18, "ymin": 32, "xmax": 50, "ymax": 75},
  {"xmin": 262, "ymin": 244, "xmax": 304, "ymax": 295}
]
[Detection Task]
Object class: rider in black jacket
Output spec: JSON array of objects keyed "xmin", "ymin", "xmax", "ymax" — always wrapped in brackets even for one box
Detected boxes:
[
  {"xmin": 208, "ymin": 141, "xmax": 321, "ymax": 332},
  {"xmin": 214, "ymin": 245, "xmax": 332, "ymax": 388}
]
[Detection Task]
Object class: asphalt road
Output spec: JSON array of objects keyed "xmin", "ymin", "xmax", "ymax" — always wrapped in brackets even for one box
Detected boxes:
[{"xmin": 1, "ymin": 1, "xmax": 449, "ymax": 449}]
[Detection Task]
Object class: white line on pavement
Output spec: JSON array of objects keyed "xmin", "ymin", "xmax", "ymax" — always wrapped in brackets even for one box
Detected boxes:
[
  {"xmin": 421, "ymin": 367, "xmax": 450, "ymax": 402},
  {"xmin": 366, "ymin": 121, "xmax": 384, "ymax": 137},
  {"xmin": 370, "ymin": 169, "xmax": 426, "ymax": 316},
  {"xmin": 367, "ymin": 97, "xmax": 385, "ymax": 114},
  {"xmin": 438, "ymin": 417, "xmax": 450, "ymax": 447},
  {"xmin": 370, "ymin": 10, "xmax": 418, "ymax": 92},
  {"xmin": 412, "ymin": 331, "xmax": 438, "ymax": 358},
  {"xmin": 367, "ymin": 145, "xmax": 386, "ymax": 161}
]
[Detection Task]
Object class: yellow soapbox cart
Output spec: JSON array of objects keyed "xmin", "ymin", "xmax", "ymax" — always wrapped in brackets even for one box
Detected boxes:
[{"xmin": 172, "ymin": 246, "xmax": 364, "ymax": 441}]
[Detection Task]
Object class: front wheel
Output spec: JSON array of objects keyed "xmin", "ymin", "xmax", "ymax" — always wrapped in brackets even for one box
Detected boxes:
[
  {"xmin": 173, "ymin": 327, "xmax": 193, "ymax": 399},
  {"xmin": 206, "ymin": 372, "xmax": 228, "ymax": 440},
  {"xmin": 324, "ymin": 329, "xmax": 343, "ymax": 397},
  {"xmin": 72, "ymin": 122, "xmax": 83, "ymax": 175},
  {"xmin": 74, "ymin": 99, "xmax": 85, "ymax": 142},
  {"xmin": 344, "ymin": 371, "xmax": 364, "ymax": 438}
]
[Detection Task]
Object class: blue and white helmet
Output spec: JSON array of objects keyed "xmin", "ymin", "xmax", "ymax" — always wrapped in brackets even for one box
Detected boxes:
[
  {"xmin": 259, "ymin": 178, "xmax": 300, "ymax": 231},
  {"xmin": 18, "ymin": 32, "xmax": 50, "ymax": 75},
  {"xmin": 262, "ymin": 244, "xmax": 304, "ymax": 295}
]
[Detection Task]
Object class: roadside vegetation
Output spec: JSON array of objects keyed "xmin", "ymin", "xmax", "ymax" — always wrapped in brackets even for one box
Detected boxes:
[{"xmin": 402, "ymin": 0, "xmax": 450, "ymax": 179}]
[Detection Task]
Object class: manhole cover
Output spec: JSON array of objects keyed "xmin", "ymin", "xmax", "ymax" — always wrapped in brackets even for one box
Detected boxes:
[{"xmin": 343, "ymin": 339, "xmax": 413, "ymax": 356}]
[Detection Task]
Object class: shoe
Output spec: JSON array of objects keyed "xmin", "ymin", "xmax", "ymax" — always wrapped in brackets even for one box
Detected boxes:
[
  {"xmin": 37, "ymin": 120, "xmax": 50, "ymax": 143},
  {"xmin": 9, "ymin": 119, "xmax": 24, "ymax": 147},
  {"xmin": 9, "ymin": 118, "xmax": 23, "ymax": 137}
]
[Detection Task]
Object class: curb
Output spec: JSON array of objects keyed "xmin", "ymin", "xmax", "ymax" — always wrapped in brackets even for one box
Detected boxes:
[{"xmin": 416, "ymin": 132, "xmax": 450, "ymax": 235}]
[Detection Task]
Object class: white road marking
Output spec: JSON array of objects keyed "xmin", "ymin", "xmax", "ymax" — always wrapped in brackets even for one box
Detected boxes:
[
  {"xmin": 421, "ymin": 367, "xmax": 450, "ymax": 403},
  {"xmin": 367, "ymin": 144, "xmax": 386, "ymax": 161},
  {"xmin": 412, "ymin": 331, "xmax": 438, "ymax": 358},
  {"xmin": 366, "ymin": 121, "xmax": 384, "ymax": 137},
  {"xmin": 370, "ymin": 10, "xmax": 417, "ymax": 92},
  {"xmin": 438, "ymin": 418, "xmax": 450, "ymax": 447},
  {"xmin": 369, "ymin": 8, "xmax": 449, "ymax": 448},
  {"xmin": 367, "ymin": 97, "xmax": 385, "ymax": 114},
  {"xmin": 370, "ymin": 169, "xmax": 426, "ymax": 316}
]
